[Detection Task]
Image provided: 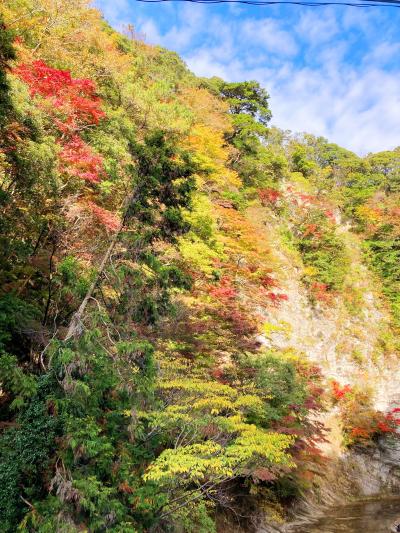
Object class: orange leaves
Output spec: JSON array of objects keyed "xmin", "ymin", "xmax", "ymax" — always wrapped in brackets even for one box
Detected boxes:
[
  {"xmin": 302, "ymin": 224, "xmax": 322, "ymax": 238},
  {"xmin": 350, "ymin": 427, "xmax": 371, "ymax": 439},
  {"xmin": 259, "ymin": 273, "xmax": 279, "ymax": 289},
  {"xmin": 217, "ymin": 205, "xmax": 270, "ymax": 258},
  {"xmin": 118, "ymin": 481, "xmax": 134, "ymax": 494},
  {"xmin": 333, "ymin": 380, "xmax": 400, "ymax": 445},
  {"xmin": 331, "ymin": 380, "xmax": 352, "ymax": 401},
  {"xmin": 349, "ymin": 409, "xmax": 400, "ymax": 443},
  {"xmin": 181, "ymin": 87, "xmax": 230, "ymax": 131},
  {"xmin": 310, "ymin": 282, "xmax": 332, "ymax": 304}
]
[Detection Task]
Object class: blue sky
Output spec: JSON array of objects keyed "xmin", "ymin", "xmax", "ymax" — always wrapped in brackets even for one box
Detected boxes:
[{"xmin": 94, "ymin": 0, "xmax": 400, "ymax": 154}]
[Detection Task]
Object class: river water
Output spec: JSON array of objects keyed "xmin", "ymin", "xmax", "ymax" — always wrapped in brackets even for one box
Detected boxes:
[{"xmin": 295, "ymin": 496, "xmax": 400, "ymax": 532}]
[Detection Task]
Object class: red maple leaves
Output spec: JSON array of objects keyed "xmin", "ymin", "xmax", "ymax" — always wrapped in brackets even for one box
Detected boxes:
[
  {"xmin": 331, "ymin": 380, "xmax": 352, "ymax": 400},
  {"xmin": 14, "ymin": 60, "xmax": 105, "ymax": 130},
  {"xmin": 208, "ymin": 276, "xmax": 236, "ymax": 301},
  {"xmin": 351, "ymin": 408, "xmax": 400, "ymax": 441},
  {"xmin": 59, "ymin": 136, "xmax": 104, "ymax": 184},
  {"xmin": 258, "ymin": 187, "xmax": 282, "ymax": 206},
  {"xmin": 85, "ymin": 201, "xmax": 121, "ymax": 232},
  {"xmin": 266, "ymin": 292, "xmax": 288, "ymax": 307},
  {"xmin": 14, "ymin": 60, "xmax": 105, "ymax": 183},
  {"xmin": 310, "ymin": 281, "xmax": 331, "ymax": 303}
]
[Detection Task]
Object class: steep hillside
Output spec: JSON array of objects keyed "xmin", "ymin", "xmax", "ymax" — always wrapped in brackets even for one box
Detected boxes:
[{"xmin": 0, "ymin": 2, "xmax": 400, "ymax": 532}]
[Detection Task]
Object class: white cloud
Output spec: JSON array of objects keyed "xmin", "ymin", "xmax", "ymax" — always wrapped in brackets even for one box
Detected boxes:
[
  {"xmin": 185, "ymin": 49, "xmax": 231, "ymax": 78},
  {"xmin": 138, "ymin": 18, "xmax": 163, "ymax": 44},
  {"xmin": 296, "ymin": 10, "xmax": 339, "ymax": 45},
  {"xmin": 268, "ymin": 64, "xmax": 400, "ymax": 154},
  {"xmin": 241, "ymin": 18, "xmax": 298, "ymax": 56},
  {"xmin": 363, "ymin": 42, "xmax": 400, "ymax": 66},
  {"xmin": 95, "ymin": 1, "xmax": 400, "ymax": 154},
  {"xmin": 93, "ymin": 0, "xmax": 131, "ymax": 29}
]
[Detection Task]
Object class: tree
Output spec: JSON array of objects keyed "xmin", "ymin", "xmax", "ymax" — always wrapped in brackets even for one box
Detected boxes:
[
  {"xmin": 0, "ymin": 16, "xmax": 15, "ymax": 124},
  {"xmin": 367, "ymin": 148, "xmax": 400, "ymax": 194},
  {"xmin": 203, "ymin": 78, "xmax": 271, "ymax": 124}
]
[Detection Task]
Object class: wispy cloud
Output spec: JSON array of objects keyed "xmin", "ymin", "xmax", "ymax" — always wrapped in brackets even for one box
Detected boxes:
[
  {"xmin": 95, "ymin": 0, "xmax": 400, "ymax": 154},
  {"xmin": 296, "ymin": 10, "xmax": 339, "ymax": 45},
  {"xmin": 241, "ymin": 18, "xmax": 298, "ymax": 56}
]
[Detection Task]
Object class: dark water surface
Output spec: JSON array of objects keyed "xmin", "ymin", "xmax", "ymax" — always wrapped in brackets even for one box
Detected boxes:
[{"xmin": 296, "ymin": 497, "xmax": 400, "ymax": 532}]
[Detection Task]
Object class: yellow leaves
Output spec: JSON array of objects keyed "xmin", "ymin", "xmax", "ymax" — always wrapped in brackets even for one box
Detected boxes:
[
  {"xmin": 186, "ymin": 123, "xmax": 224, "ymax": 162},
  {"xmin": 217, "ymin": 416, "xmax": 295, "ymax": 467},
  {"xmin": 147, "ymin": 409, "xmax": 193, "ymax": 429},
  {"xmin": 147, "ymin": 374, "xmax": 296, "ymax": 489},
  {"xmin": 100, "ymin": 286, "xmax": 119, "ymax": 302},
  {"xmin": 157, "ymin": 377, "xmax": 269, "ymax": 431},
  {"xmin": 143, "ymin": 441, "xmax": 231, "ymax": 485},
  {"xmin": 214, "ymin": 207, "xmax": 274, "ymax": 291},
  {"xmin": 159, "ymin": 378, "xmax": 234, "ymax": 397},
  {"xmin": 262, "ymin": 321, "xmax": 292, "ymax": 339},
  {"xmin": 303, "ymin": 265, "xmax": 319, "ymax": 277},
  {"xmin": 192, "ymin": 396, "xmax": 234, "ymax": 415},
  {"xmin": 180, "ymin": 87, "xmax": 231, "ymax": 131},
  {"xmin": 179, "ymin": 237, "xmax": 220, "ymax": 275},
  {"xmin": 143, "ymin": 417, "xmax": 295, "ymax": 487},
  {"xmin": 234, "ymin": 394, "xmax": 265, "ymax": 413},
  {"xmin": 5, "ymin": 0, "xmax": 131, "ymax": 82},
  {"xmin": 178, "ymin": 191, "xmax": 226, "ymax": 276},
  {"xmin": 163, "ymin": 384, "xmax": 269, "ymax": 420},
  {"xmin": 185, "ymin": 124, "xmax": 241, "ymax": 189},
  {"xmin": 355, "ymin": 204, "xmax": 382, "ymax": 224},
  {"xmin": 226, "ymin": 430, "xmax": 295, "ymax": 469}
]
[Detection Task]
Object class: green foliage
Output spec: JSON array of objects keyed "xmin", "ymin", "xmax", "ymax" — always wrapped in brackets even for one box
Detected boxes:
[
  {"xmin": 0, "ymin": 293, "xmax": 39, "ymax": 351},
  {"xmin": 295, "ymin": 209, "xmax": 348, "ymax": 292},
  {"xmin": 206, "ymin": 78, "xmax": 271, "ymax": 125},
  {"xmin": 201, "ymin": 77, "xmax": 281, "ymax": 188},
  {"xmin": 170, "ymin": 499, "xmax": 217, "ymax": 533},
  {"xmin": 234, "ymin": 351, "xmax": 309, "ymax": 424},
  {"xmin": 0, "ymin": 15, "xmax": 15, "ymax": 123},
  {"xmin": 367, "ymin": 148, "xmax": 400, "ymax": 194},
  {"xmin": 0, "ymin": 377, "xmax": 62, "ymax": 533},
  {"xmin": 291, "ymin": 144, "xmax": 316, "ymax": 177},
  {"xmin": 128, "ymin": 131, "xmax": 196, "ymax": 241},
  {"xmin": 364, "ymin": 227, "xmax": 400, "ymax": 324},
  {"xmin": 0, "ymin": 352, "xmax": 37, "ymax": 409}
]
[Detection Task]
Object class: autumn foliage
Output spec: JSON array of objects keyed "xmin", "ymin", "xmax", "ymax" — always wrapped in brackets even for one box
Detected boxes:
[
  {"xmin": 14, "ymin": 60, "xmax": 105, "ymax": 184},
  {"xmin": 14, "ymin": 60, "xmax": 105, "ymax": 129},
  {"xmin": 2, "ymin": 3, "xmax": 400, "ymax": 533},
  {"xmin": 331, "ymin": 380, "xmax": 352, "ymax": 400}
]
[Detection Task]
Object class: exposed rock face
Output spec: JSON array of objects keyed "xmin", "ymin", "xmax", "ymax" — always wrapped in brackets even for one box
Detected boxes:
[
  {"xmin": 248, "ymin": 203, "xmax": 400, "ymax": 531},
  {"xmin": 258, "ymin": 213, "xmax": 392, "ymax": 410}
]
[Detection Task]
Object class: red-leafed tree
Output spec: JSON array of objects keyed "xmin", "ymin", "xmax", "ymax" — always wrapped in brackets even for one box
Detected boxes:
[
  {"xmin": 14, "ymin": 60, "xmax": 105, "ymax": 130},
  {"xmin": 14, "ymin": 60, "xmax": 105, "ymax": 183},
  {"xmin": 59, "ymin": 136, "xmax": 104, "ymax": 183}
]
